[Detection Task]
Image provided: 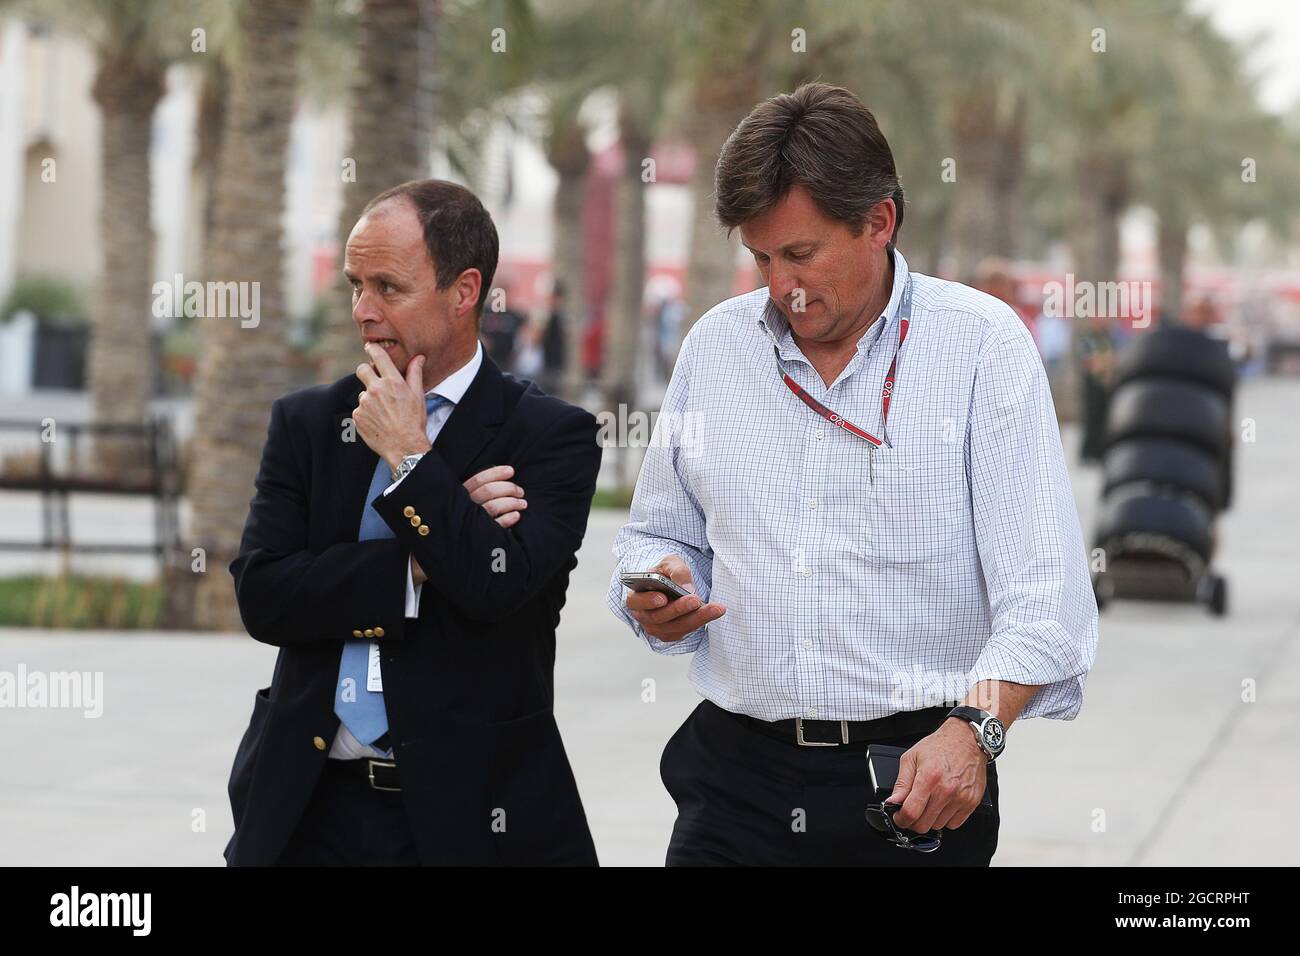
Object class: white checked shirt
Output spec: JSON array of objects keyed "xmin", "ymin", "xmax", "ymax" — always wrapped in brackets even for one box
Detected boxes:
[{"xmin": 606, "ymin": 249, "xmax": 1098, "ymax": 722}]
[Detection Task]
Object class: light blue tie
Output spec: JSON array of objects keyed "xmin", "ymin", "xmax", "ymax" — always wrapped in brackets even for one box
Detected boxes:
[{"xmin": 334, "ymin": 393, "xmax": 450, "ymax": 749}]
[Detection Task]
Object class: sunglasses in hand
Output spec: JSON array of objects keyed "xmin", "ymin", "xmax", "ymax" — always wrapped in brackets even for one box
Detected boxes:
[
  {"xmin": 864, "ymin": 743, "xmax": 943, "ymax": 853},
  {"xmin": 865, "ymin": 799, "xmax": 943, "ymax": 853}
]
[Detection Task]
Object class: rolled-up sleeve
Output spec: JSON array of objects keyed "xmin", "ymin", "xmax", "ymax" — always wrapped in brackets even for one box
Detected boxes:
[
  {"xmin": 965, "ymin": 323, "xmax": 1099, "ymax": 719},
  {"xmin": 606, "ymin": 329, "xmax": 714, "ymax": 655}
]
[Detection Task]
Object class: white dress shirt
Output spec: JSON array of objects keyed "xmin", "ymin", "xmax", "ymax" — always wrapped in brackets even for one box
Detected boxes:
[
  {"xmin": 330, "ymin": 341, "xmax": 484, "ymax": 760},
  {"xmin": 607, "ymin": 249, "xmax": 1098, "ymax": 723}
]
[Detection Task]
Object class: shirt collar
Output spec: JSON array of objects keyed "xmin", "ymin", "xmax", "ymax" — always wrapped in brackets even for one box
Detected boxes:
[
  {"xmin": 427, "ymin": 340, "xmax": 482, "ymax": 405},
  {"xmin": 757, "ymin": 247, "xmax": 910, "ymax": 360}
]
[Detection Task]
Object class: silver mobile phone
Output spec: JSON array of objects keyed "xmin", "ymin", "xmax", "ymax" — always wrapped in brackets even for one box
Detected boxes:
[{"xmin": 619, "ymin": 571, "xmax": 691, "ymax": 600}]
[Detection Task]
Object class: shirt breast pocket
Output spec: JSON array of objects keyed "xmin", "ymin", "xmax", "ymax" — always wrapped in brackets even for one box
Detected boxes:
[{"xmin": 865, "ymin": 445, "xmax": 970, "ymax": 566}]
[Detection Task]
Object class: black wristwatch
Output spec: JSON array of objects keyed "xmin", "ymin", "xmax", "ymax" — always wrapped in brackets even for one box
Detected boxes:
[{"xmin": 946, "ymin": 706, "xmax": 1006, "ymax": 762}]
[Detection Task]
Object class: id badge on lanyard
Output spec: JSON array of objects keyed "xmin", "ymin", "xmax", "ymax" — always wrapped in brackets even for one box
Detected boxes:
[{"xmin": 775, "ymin": 276, "xmax": 913, "ymax": 483}]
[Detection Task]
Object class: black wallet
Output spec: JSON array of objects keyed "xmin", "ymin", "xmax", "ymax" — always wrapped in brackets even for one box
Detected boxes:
[{"xmin": 865, "ymin": 744, "xmax": 994, "ymax": 811}]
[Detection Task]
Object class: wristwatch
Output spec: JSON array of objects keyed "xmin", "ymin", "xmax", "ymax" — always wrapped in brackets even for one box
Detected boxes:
[
  {"xmin": 391, "ymin": 452, "xmax": 425, "ymax": 483},
  {"xmin": 946, "ymin": 706, "xmax": 1006, "ymax": 762}
]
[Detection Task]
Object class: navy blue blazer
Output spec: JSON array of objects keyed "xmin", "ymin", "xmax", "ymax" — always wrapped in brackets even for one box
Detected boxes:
[{"xmin": 223, "ymin": 352, "xmax": 601, "ymax": 865}]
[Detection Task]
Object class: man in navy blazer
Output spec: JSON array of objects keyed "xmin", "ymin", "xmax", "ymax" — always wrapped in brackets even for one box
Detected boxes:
[{"xmin": 223, "ymin": 180, "xmax": 601, "ymax": 866}]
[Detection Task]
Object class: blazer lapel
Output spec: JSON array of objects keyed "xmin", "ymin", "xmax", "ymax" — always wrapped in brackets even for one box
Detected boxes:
[{"xmin": 432, "ymin": 350, "xmax": 507, "ymax": 479}]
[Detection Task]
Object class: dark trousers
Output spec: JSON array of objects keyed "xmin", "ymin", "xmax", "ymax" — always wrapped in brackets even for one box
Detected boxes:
[
  {"xmin": 661, "ymin": 700, "xmax": 1000, "ymax": 866},
  {"xmin": 275, "ymin": 759, "xmax": 420, "ymax": 866}
]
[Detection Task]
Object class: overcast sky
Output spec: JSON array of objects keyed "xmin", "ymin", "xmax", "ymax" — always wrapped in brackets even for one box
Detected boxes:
[{"xmin": 1193, "ymin": 0, "xmax": 1300, "ymax": 114}]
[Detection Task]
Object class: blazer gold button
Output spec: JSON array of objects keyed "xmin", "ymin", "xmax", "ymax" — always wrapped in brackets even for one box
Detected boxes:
[
  {"xmin": 313, "ymin": 736, "xmax": 327, "ymax": 751},
  {"xmin": 418, "ymin": 525, "xmax": 430, "ymax": 535},
  {"xmin": 403, "ymin": 506, "xmax": 415, "ymax": 518},
  {"xmin": 364, "ymin": 628, "xmax": 375, "ymax": 638},
  {"xmin": 374, "ymin": 626, "xmax": 385, "ymax": 638},
  {"xmin": 409, "ymin": 514, "xmax": 421, "ymax": 527},
  {"xmin": 352, "ymin": 629, "xmax": 363, "ymax": 638}
]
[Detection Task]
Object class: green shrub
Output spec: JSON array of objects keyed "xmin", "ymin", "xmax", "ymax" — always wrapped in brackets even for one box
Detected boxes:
[
  {"xmin": 0, "ymin": 274, "xmax": 87, "ymax": 327},
  {"xmin": 0, "ymin": 575, "xmax": 163, "ymax": 629}
]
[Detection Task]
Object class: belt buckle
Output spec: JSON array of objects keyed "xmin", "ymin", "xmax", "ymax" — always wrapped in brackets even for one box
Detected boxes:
[
  {"xmin": 366, "ymin": 758, "xmax": 400, "ymax": 791},
  {"xmin": 795, "ymin": 717, "xmax": 849, "ymax": 747}
]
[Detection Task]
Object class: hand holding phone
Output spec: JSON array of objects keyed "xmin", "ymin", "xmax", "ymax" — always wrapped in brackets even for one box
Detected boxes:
[{"xmin": 622, "ymin": 555, "xmax": 726, "ymax": 643}]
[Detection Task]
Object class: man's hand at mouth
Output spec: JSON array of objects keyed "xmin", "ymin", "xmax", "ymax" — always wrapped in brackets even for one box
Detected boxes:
[{"xmin": 352, "ymin": 341, "xmax": 432, "ymax": 471}]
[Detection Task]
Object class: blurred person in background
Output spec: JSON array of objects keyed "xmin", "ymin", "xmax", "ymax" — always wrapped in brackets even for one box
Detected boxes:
[
  {"xmin": 652, "ymin": 287, "xmax": 687, "ymax": 383},
  {"xmin": 1181, "ymin": 293, "xmax": 1223, "ymax": 337},
  {"xmin": 1076, "ymin": 310, "xmax": 1116, "ymax": 464},
  {"xmin": 582, "ymin": 309, "xmax": 605, "ymax": 385},
  {"xmin": 975, "ymin": 257, "xmax": 1037, "ymax": 348},
  {"xmin": 1034, "ymin": 302, "xmax": 1072, "ymax": 401},
  {"xmin": 479, "ymin": 274, "xmax": 527, "ymax": 372},
  {"xmin": 539, "ymin": 279, "xmax": 570, "ymax": 395}
]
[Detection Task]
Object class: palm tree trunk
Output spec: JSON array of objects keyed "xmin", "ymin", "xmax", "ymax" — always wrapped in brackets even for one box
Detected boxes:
[
  {"xmin": 318, "ymin": 0, "xmax": 437, "ymax": 383},
  {"xmin": 602, "ymin": 108, "xmax": 652, "ymax": 487},
  {"xmin": 1156, "ymin": 211, "xmax": 1187, "ymax": 323},
  {"xmin": 183, "ymin": 0, "xmax": 309, "ymax": 631},
  {"xmin": 545, "ymin": 105, "xmax": 590, "ymax": 402},
  {"xmin": 185, "ymin": 60, "xmax": 228, "ymax": 275},
  {"xmin": 992, "ymin": 90, "xmax": 1027, "ymax": 260},
  {"xmin": 87, "ymin": 49, "xmax": 165, "ymax": 476},
  {"xmin": 681, "ymin": 63, "xmax": 759, "ymax": 338},
  {"xmin": 948, "ymin": 86, "xmax": 1003, "ymax": 282}
]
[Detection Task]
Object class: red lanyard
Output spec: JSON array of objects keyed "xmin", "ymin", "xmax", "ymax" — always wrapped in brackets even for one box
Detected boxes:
[{"xmin": 779, "ymin": 311, "xmax": 911, "ymax": 449}]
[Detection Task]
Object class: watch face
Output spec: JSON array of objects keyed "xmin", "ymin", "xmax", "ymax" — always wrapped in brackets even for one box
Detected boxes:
[{"xmin": 982, "ymin": 719, "xmax": 1005, "ymax": 753}]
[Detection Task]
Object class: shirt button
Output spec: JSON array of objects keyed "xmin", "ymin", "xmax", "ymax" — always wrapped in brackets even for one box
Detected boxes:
[
  {"xmin": 814, "ymin": 429, "xmax": 824, "ymax": 440},
  {"xmin": 801, "ymin": 566, "xmax": 813, "ymax": 577},
  {"xmin": 806, "ymin": 707, "xmax": 818, "ymax": 719},
  {"xmin": 802, "ymin": 639, "xmax": 813, "ymax": 650},
  {"xmin": 807, "ymin": 498, "xmax": 817, "ymax": 509}
]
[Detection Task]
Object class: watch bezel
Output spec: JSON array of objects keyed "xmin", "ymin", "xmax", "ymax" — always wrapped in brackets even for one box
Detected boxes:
[
  {"xmin": 978, "ymin": 715, "xmax": 1006, "ymax": 757},
  {"xmin": 948, "ymin": 706, "xmax": 1005, "ymax": 761},
  {"xmin": 392, "ymin": 452, "xmax": 425, "ymax": 482}
]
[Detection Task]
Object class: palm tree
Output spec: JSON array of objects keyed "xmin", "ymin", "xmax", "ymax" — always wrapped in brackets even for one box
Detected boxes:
[
  {"xmin": 22, "ymin": 0, "xmax": 202, "ymax": 472},
  {"xmin": 677, "ymin": 1, "xmax": 770, "ymax": 339},
  {"xmin": 187, "ymin": 0, "xmax": 310, "ymax": 631},
  {"xmin": 316, "ymin": 0, "xmax": 436, "ymax": 383},
  {"xmin": 316, "ymin": 0, "xmax": 541, "ymax": 384},
  {"xmin": 86, "ymin": 9, "xmax": 167, "ymax": 475},
  {"xmin": 1135, "ymin": 7, "xmax": 1296, "ymax": 319},
  {"xmin": 541, "ymin": 93, "xmax": 591, "ymax": 399}
]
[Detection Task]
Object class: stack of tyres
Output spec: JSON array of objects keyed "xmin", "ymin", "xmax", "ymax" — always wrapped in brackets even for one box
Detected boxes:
[{"xmin": 1092, "ymin": 327, "xmax": 1235, "ymax": 615}]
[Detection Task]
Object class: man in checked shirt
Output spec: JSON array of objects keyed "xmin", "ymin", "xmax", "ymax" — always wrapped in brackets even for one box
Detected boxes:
[{"xmin": 607, "ymin": 83, "xmax": 1099, "ymax": 866}]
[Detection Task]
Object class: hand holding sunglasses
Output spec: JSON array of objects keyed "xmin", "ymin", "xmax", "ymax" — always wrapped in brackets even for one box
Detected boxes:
[{"xmin": 865, "ymin": 745, "xmax": 943, "ymax": 852}]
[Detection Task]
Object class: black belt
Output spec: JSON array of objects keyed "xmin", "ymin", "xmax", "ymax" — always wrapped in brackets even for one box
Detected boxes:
[
  {"xmin": 326, "ymin": 756, "xmax": 401, "ymax": 791},
  {"xmin": 712, "ymin": 700, "xmax": 953, "ymax": 747}
]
